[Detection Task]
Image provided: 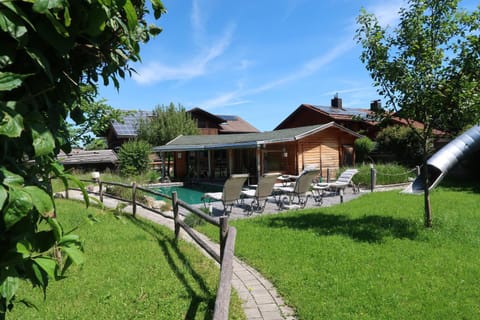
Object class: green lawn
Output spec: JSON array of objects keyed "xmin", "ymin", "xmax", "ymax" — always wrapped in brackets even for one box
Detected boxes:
[
  {"xmin": 11, "ymin": 199, "xmax": 244, "ymax": 320},
  {"xmin": 197, "ymin": 186, "xmax": 480, "ymax": 319}
]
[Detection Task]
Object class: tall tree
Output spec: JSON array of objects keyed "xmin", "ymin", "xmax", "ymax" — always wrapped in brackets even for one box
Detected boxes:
[
  {"xmin": 137, "ymin": 103, "xmax": 199, "ymax": 178},
  {"xmin": 356, "ymin": 0, "xmax": 480, "ymax": 227},
  {"xmin": 137, "ymin": 103, "xmax": 199, "ymax": 146},
  {"xmin": 0, "ymin": 0, "xmax": 165, "ymax": 317}
]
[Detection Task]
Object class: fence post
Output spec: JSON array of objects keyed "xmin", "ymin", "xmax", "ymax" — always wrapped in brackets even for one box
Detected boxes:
[
  {"xmin": 326, "ymin": 168, "xmax": 331, "ymax": 183},
  {"xmin": 339, "ymin": 189, "xmax": 344, "ymax": 203},
  {"xmin": 219, "ymin": 216, "xmax": 229, "ymax": 265},
  {"xmin": 173, "ymin": 191, "xmax": 180, "ymax": 241},
  {"xmin": 370, "ymin": 165, "xmax": 376, "ymax": 192},
  {"xmin": 132, "ymin": 182, "xmax": 137, "ymax": 217},
  {"xmin": 65, "ymin": 187, "xmax": 69, "ymax": 199},
  {"xmin": 99, "ymin": 179, "xmax": 104, "ymax": 203}
]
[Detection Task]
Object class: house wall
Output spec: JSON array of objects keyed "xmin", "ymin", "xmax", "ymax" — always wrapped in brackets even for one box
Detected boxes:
[
  {"xmin": 199, "ymin": 128, "xmax": 219, "ymax": 135},
  {"xmin": 295, "ymin": 127, "xmax": 357, "ymax": 178}
]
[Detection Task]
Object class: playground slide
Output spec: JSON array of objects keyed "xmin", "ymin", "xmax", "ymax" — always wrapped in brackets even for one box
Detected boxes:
[{"xmin": 404, "ymin": 125, "xmax": 480, "ymax": 194}]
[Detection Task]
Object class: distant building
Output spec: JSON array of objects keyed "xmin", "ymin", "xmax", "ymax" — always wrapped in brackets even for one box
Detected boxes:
[
  {"xmin": 275, "ymin": 96, "xmax": 444, "ymax": 140},
  {"xmin": 57, "ymin": 149, "xmax": 118, "ymax": 171},
  {"xmin": 104, "ymin": 108, "xmax": 259, "ymax": 150}
]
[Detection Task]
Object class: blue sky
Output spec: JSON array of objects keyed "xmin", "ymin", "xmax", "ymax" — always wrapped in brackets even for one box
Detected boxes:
[{"xmin": 98, "ymin": 0, "xmax": 476, "ymax": 132}]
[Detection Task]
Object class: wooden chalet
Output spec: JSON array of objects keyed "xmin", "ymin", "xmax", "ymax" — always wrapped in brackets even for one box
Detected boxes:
[
  {"xmin": 153, "ymin": 122, "xmax": 362, "ymax": 183},
  {"xmin": 275, "ymin": 97, "xmax": 380, "ymax": 139},
  {"xmin": 275, "ymin": 96, "xmax": 444, "ymax": 140},
  {"xmin": 104, "ymin": 108, "xmax": 258, "ymax": 150}
]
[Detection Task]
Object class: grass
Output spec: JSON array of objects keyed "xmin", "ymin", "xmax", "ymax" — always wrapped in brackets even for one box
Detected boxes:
[
  {"xmin": 196, "ymin": 185, "xmax": 480, "ymax": 319},
  {"xmin": 353, "ymin": 163, "xmax": 417, "ymax": 187},
  {"xmin": 11, "ymin": 199, "xmax": 244, "ymax": 320}
]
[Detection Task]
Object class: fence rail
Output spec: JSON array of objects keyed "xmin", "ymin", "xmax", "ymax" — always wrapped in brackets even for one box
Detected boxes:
[{"xmin": 68, "ymin": 179, "xmax": 235, "ymax": 320}]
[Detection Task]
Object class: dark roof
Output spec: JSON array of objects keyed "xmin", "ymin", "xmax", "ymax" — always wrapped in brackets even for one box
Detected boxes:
[
  {"xmin": 311, "ymin": 105, "xmax": 371, "ymax": 120},
  {"xmin": 187, "ymin": 107, "xmax": 225, "ymax": 124},
  {"xmin": 111, "ymin": 111, "xmax": 152, "ymax": 138},
  {"xmin": 275, "ymin": 104, "xmax": 373, "ymax": 130},
  {"xmin": 217, "ymin": 115, "xmax": 260, "ymax": 133},
  {"xmin": 57, "ymin": 149, "xmax": 118, "ymax": 165},
  {"xmin": 153, "ymin": 122, "xmax": 362, "ymax": 152},
  {"xmin": 188, "ymin": 108, "xmax": 259, "ymax": 133}
]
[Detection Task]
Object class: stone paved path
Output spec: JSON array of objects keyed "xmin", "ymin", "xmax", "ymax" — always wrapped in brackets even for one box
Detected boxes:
[{"xmin": 64, "ymin": 187, "xmax": 369, "ymax": 319}]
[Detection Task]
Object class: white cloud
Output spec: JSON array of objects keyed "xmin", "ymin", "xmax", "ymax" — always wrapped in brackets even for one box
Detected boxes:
[
  {"xmin": 368, "ymin": 1, "xmax": 405, "ymax": 28},
  {"xmin": 249, "ymin": 39, "xmax": 354, "ymax": 95},
  {"xmin": 133, "ymin": 24, "xmax": 234, "ymax": 85},
  {"xmin": 200, "ymin": 90, "xmax": 250, "ymax": 109},
  {"xmin": 198, "ymin": 39, "xmax": 355, "ymax": 108}
]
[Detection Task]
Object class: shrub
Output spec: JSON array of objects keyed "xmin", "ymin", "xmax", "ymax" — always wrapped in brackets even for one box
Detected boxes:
[
  {"xmin": 375, "ymin": 125, "xmax": 431, "ymax": 166},
  {"xmin": 118, "ymin": 140, "xmax": 151, "ymax": 176},
  {"xmin": 354, "ymin": 137, "xmax": 375, "ymax": 163}
]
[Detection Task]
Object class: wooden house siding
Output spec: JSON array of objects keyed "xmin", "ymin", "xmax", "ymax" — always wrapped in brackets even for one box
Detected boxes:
[{"xmin": 199, "ymin": 128, "xmax": 219, "ymax": 135}]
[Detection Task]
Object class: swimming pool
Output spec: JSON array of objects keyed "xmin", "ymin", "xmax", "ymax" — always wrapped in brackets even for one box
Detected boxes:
[{"xmin": 151, "ymin": 184, "xmax": 222, "ymax": 205}]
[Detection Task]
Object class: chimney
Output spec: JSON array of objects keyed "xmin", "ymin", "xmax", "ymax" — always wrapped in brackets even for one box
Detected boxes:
[
  {"xmin": 370, "ymin": 99, "xmax": 382, "ymax": 112},
  {"xmin": 331, "ymin": 94, "xmax": 342, "ymax": 109}
]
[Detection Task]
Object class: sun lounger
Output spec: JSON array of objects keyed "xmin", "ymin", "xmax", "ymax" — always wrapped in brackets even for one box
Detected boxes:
[
  {"xmin": 201, "ymin": 173, "xmax": 249, "ymax": 215},
  {"xmin": 241, "ymin": 172, "xmax": 281, "ymax": 214},
  {"xmin": 274, "ymin": 169, "xmax": 320, "ymax": 209}
]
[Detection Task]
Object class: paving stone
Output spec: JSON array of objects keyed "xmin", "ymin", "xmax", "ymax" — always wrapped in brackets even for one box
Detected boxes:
[{"xmin": 244, "ymin": 307, "xmax": 262, "ymax": 318}]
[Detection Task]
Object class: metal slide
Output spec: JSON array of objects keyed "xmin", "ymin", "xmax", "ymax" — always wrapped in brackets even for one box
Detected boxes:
[{"xmin": 403, "ymin": 125, "xmax": 480, "ymax": 194}]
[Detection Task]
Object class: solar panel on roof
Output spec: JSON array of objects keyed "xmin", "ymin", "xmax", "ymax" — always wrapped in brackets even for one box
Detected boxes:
[
  {"xmin": 112, "ymin": 111, "xmax": 152, "ymax": 136},
  {"xmin": 218, "ymin": 115, "xmax": 238, "ymax": 121}
]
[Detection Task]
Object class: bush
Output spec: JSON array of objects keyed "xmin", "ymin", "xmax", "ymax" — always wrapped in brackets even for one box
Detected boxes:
[
  {"xmin": 375, "ymin": 125, "xmax": 431, "ymax": 166},
  {"xmin": 354, "ymin": 137, "xmax": 375, "ymax": 163},
  {"xmin": 118, "ymin": 140, "xmax": 151, "ymax": 176}
]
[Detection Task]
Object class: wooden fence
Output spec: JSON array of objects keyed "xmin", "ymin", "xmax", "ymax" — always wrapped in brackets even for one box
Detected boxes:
[{"xmin": 69, "ymin": 179, "xmax": 236, "ymax": 320}]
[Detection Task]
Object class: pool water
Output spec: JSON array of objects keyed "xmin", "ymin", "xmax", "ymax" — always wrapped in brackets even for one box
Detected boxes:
[{"xmin": 152, "ymin": 184, "xmax": 222, "ymax": 205}]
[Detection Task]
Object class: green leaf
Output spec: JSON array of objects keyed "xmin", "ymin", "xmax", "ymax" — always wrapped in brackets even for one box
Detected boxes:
[
  {"xmin": 16, "ymin": 240, "xmax": 32, "ymax": 258},
  {"xmin": 3, "ymin": 187, "xmax": 33, "ymax": 230},
  {"xmin": 0, "ymin": 72, "xmax": 30, "ymax": 91},
  {"xmin": 62, "ymin": 246, "xmax": 85, "ymax": 265},
  {"xmin": 63, "ymin": 6, "xmax": 71, "ymax": 27},
  {"xmin": 26, "ymin": 48, "xmax": 53, "ymax": 83},
  {"xmin": 0, "ymin": 167, "xmax": 24, "ymax": 187},
  {"xmin": 47, "ymin": 218, "xmax": 62, "ymax": 242},
  {"xmin": 65, "ymin": 174, "xmax": 89, "ymax": 207},
  {"xmin": 33, "ymin": 257, "xmax": 57, "ymax": 280},
  {"xmin": 85, "ymin": 4, "xmax": 108, "ymax": 37},
  {"xmin": 0, "ymin": 276, "xmax": 19, "ymax": 303},
  {"xmin": 148, "ymin": 25, "xmax": 163, "ymax": 36},
  {"xmin": 0, "ymin": 103, "xmax": 24, "ymax": 137},
  {"xmin": 31, "ymin": 262, "xmax": 47, "ymax": 288},
  {"xmin": 58, "ymin": 234, "xmax": 80, "ymax": 246},
  {"xmin": 24, "ymin": 186, "xmax": 54, "ymax": 217},
  {"xmin": 0, "ymin": 7, "xmax": 28, "ymax": 41},
  {"xmin": 32, "ymin": 0, "xmax": 50, "ymax": 13},
  {"xmin": 0, "ymin": 185, "xmax": 7, "ymax": 209},
  {"xmin": 0, "ymin": 45, "xmax": 15, "ymax": 68},
  {"xmin": 151, "ymin": 0, "xmax": 166, "ymax": 19},
  {"xmin": 31, "ymin": 122, "xmax": 55, "ymax": 157},
  {"xmin": 123, "ymin": 0, "xmax": 137, "ymax": 31}
]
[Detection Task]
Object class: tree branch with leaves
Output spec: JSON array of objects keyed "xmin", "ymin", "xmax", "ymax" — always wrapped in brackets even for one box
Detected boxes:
[
  {"xmin": 0, "ymin": 0, "xmax": 165, "ymax": 317},
  {"xmin": 356, "ymin": 0, "xmax": 480, "ymax": 227}
]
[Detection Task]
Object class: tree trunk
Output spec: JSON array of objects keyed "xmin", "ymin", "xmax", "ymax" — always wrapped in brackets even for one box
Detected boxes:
[{"xmin": 422, "ymin": 155, "xmax": 433, "ymax": 228}]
